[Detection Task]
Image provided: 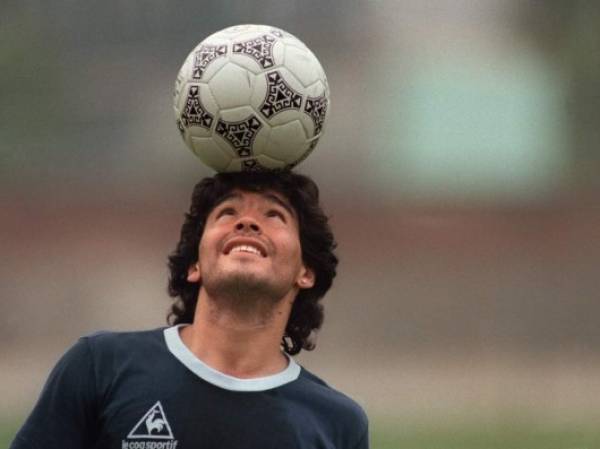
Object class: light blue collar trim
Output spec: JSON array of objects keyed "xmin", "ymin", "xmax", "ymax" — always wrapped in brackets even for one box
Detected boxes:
[{"xmin": 163, "ymin": 324, "xmax": 300, "ymax": 392}]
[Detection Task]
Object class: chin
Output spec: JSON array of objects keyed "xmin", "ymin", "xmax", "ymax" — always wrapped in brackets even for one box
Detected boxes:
[{"xmin": 204, "ymin": 269, "xmax": 290, "ymax": 306}]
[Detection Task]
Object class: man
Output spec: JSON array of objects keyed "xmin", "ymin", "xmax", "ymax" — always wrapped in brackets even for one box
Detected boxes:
[{"xmin": 11, "ymin": 171, "xmax": 369, "ymax": 449}]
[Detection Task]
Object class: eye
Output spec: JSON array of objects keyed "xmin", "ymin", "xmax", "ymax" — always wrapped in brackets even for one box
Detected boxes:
[
  {"xmin": 266, "ymin": 209, "xmax": 286, "ymax": 221},
  {"xmin": 216, "ymin": 207, "xmax": 236, "ymax": 218}
]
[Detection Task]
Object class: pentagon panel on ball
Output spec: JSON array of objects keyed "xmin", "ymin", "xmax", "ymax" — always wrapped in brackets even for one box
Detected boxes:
[{"xmin": 173, "ymin": 24, "xmax": 330, "ymax": 172}]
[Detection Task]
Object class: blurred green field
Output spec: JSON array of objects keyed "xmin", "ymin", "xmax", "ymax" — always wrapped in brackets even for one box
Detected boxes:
[
  {"xmin": 2, "ymin": 421, "xmax": 19, "ymax": 449},
  {"xmin": 371, "ymin": 420, "xmax": 600, "ymax": 449},
  {"xmin": 4, "ymin": 418, "xmax": 600, "ymax": 448}
]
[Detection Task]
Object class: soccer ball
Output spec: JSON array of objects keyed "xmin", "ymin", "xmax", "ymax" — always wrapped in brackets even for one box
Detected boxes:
[{"xmin": 173, "ymin": 24, "xmax": 330, "ymax": 172}]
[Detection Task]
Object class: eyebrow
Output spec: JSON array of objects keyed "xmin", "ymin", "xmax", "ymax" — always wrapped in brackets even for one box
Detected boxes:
[
  {"xmin": 214, "ymin": 191, "xmax": 296, "ymax": 218},
  {"xmin": 215, "ymin": 192, "xmax": 242, "ymax": 206},
  {"xmin": 263, "ymin": 192, "xmax": 296, "ymax": 218}
]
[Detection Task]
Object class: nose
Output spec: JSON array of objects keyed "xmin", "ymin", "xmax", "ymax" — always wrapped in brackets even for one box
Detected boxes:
[{"xmin": 234, "ymin": 216, "xmax": 261, "ymax": 234}]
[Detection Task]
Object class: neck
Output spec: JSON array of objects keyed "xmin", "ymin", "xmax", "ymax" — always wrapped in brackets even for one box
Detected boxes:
[{"xmin": 180, "ymin": 288, "xmax": 296, "ymax": 378}]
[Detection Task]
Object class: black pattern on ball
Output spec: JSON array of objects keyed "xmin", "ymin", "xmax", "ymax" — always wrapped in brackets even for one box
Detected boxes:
[
  {"xmin": 242, "ymin": 159, "xmax": 266, "ymax": 172},
  {"xmin": 304, "ymin": 95, "xmax": 328, "ymax": 136},
  {"xmin": 215, "ymin": 115, "xmax": 262, "ymax": 158},
  {"xmin": 193, "ymin": 45, "xmax": 227, "ymax": 79},
  {"xmin": 259, "ymin": 71, "xmax": 303, "ymax": 119},
  {"xmin": 232, "ymin": 35, "xmax": 276, "ymax": 69},
  {"xmin": 181, "ymin": 85, "xmax": 214, "ymax": 129}
]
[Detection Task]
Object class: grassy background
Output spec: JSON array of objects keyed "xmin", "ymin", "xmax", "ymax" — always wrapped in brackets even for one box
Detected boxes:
[
  {"xmin": 371, "ymin": 421, "xmax": 600, "ymax": 449},
  {"xmin": 2, "ymin": 420, "xmax": 20, "ymax": 449},
  {"xmin": 5, "ymin": 417, "xmax": 600, "ymax": 449}
]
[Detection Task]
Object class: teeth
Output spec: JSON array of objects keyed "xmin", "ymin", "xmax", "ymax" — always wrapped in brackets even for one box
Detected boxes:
[{"xmin": 231, "ymin": 245, "xmax": 261, "ymax": 256}]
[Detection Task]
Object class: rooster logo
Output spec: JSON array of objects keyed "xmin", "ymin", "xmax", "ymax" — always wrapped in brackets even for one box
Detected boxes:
[
  {"xmin": 127, "ymin": 401, "xmax": 174, "ymax": 439},
  {"xmin": 146, "ymin": 409, "xmax": 167, "ymax": 434}
]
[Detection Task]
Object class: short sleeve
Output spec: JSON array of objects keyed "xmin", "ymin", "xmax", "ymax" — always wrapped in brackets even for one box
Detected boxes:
[{"xmin": 10, "ymin": 337, "xmax": 99, "ymax": 449}]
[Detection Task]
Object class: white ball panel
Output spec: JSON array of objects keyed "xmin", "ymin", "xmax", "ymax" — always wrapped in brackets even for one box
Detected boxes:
[
  {"xmin": 256, "ymin": 154, "xmax": 287, "ymax": 169},
  {"xmin": 224, "ymin": 159, "xmax": 243, "ymax": 172},
  {"xmin": 263, "ymin": 120, "xmax": 308, "ymax": 163},
  {"xmin": 190, "ymin": 137, "xmax": 232, "ymax": 172},
  {"xmin": 298, "ymin": 112, "xmax": 316, "ymax": 139},
  {"xmin": 252, "ymin": 124, "xmax": 271, "ymax": 154},
  {"xmin": 193, "ymin": 53, "xmax": 230, "ymax": 83},
  {"xmin": 277, "ymin": 66, "xmax": 305, "ymax": 93},
  {"xmin": 185, "ymin": 126, "xmax": 212, "ymax": 139},
  {"xmin": 196, "ymin": 82, "xmax": 220, "ymax": 117},
  {"xmin": 249, "ymin": 72, "xmax": 267, "ymax": 112},
  {"xmin": 213, "ymin": 132, "xmax": 239, "ymax": 157},
  {"xmin": 208, "ymin": 63, "xmax": 255, "ymax": 109},
  {"xmin": 283, "ymin": 45, "xmax": 324, "ymax": 88},
  {"xmin": 280, "ymin": 38, "xmax": 309, "ymax": 52},
  {"xmin": 185, "ymin": 127, "xmax": 212, "ymax": 139},
  {"xmin": 304, "ymin": 79, "xmax": 328, "ymax": 99},
  {"xmin": 218, "ymin": 105, "xmax": 262, "ymax": 123},
  {"xmin": 262, "ymin": 108, "xmax": 303, "ymax": 129}
]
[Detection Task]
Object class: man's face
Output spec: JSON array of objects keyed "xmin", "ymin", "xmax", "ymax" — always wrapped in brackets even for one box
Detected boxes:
[{"xmin": 188, "ymin": 189, "xmax": 315, "ymax": 305}]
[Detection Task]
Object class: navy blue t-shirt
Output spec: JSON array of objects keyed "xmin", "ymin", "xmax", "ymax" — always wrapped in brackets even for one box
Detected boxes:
[{"xmin": 11, "ymin": 326, "xmax": 368, "ymax": 449}]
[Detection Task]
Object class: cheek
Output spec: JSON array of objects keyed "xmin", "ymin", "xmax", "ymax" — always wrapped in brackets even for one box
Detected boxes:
[
  {"xmin": 197, "ymin": 240, "xmax": 208, "ymax": 261},
  {"xmin": 197, "ymin": 228, "xmax": 220, "ymax": 260},
  {"xmin": 278, "ymin": 231, "xmax": 303, "ymax": 260}
]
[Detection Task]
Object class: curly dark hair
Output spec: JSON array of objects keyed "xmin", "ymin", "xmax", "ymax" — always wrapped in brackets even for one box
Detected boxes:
[{"xmin": 167, "ymin": 171, "xmax": 338, "ymax": 355}]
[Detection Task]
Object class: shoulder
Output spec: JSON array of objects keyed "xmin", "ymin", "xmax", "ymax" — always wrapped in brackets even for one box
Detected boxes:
[
  {"xmin": 284, "ymin": 366, "xmax": 369, "ymax": 448},
  {"xmin": 76, "ymin": 327, "xmax": 168, "ymax": 375},
  {"xmin": 299, "ymin": 367, "xmax": 367, "ymax": 418},
  {"xmin": 82, "ymin": 327, "xmax": 165, "ymax": 350},
  {"xmin": 294, "ymin": 366, "xmax": 368, "ymax": 430}
]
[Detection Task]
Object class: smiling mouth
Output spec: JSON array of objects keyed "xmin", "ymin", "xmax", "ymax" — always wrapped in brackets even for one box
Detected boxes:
[{"xmin": 227, "ymin": 244, "xmax": 265, "ymax": 257}]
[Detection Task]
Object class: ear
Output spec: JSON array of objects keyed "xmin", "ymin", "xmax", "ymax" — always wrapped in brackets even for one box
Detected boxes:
[
  {"xmin": 296, "ymin": 265, "xmax": 315, "ymax": 290},
  {"xmin": 187, "ymin": 262, "xmax": 201, "ymax": 283}
]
